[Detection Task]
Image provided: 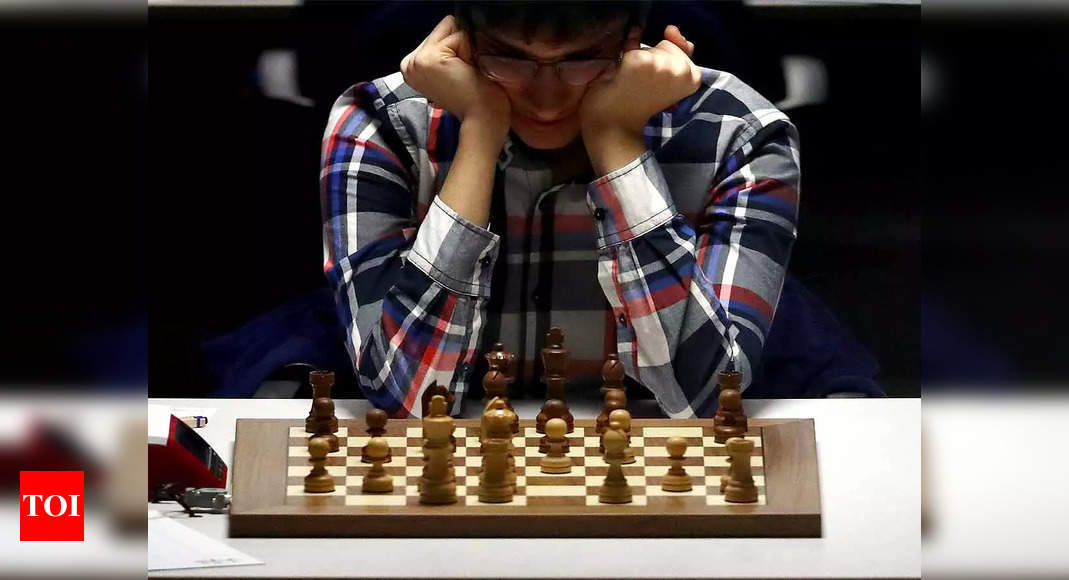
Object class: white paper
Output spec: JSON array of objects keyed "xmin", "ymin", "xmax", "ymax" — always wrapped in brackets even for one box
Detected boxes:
[
  {"xmin": 147, "ymin": 404, "xmax": 172, "ymax": 446},
  {"xmin": 148, "ymin": 510, "xmax": 263, "ymax": 571}
]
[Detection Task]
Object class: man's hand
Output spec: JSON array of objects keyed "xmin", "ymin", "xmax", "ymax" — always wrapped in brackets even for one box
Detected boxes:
[
  {"xmin": 401, "ymin": 15, "xmax": 512, "ymax": 144},
  {"xmin": 581, "ymin": 25, "xmax": 700, "ymax": 174}
]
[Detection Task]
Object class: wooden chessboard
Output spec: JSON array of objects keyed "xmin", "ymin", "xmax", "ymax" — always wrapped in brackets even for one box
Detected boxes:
[{"xmin": 230, "ymin": 417, "xmax": 821, "ymax": 537}]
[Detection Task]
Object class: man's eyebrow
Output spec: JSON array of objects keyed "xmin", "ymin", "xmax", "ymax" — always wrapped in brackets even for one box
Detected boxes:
[{"xmin": 480, "ymin": 33, "xmax": 606, "ymax": 58}]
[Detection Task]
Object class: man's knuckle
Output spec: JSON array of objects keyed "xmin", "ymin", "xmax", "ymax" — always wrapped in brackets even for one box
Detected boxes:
[{"xmin": 628, "ymin": 51, "xmax": 652, "ymax": 66}]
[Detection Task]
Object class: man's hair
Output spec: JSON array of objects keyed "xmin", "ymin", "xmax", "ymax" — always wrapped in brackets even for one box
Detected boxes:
[{"xmin": 454, "ymin": 1, "xmax": 652, "ymax": 45}]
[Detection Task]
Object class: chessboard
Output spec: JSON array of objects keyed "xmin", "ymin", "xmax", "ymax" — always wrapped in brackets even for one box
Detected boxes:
[{"xmin": 230, "ymin": 417, "xmax": 821, "ymax": 537}]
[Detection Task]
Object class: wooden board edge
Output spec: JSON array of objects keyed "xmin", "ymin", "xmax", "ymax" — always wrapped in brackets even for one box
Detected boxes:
[
  {"xmin": 231, "ymin": 418, "xmax": 289, "ymax": 515},
  {"xmin": 229, "ymin": 511, "xmax": 821, "ymax": 538},
  {"xmin": 760, "ymin": 419, "xmax": 822, "ymax": 536}
]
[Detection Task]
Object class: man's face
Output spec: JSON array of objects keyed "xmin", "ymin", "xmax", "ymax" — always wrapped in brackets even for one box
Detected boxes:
[{"xmin": 475, "ymin": 19, "xmax": 636, "ymax": 150}]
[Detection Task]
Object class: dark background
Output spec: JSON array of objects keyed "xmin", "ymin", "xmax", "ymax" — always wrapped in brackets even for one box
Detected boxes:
[
  {"xmin": 148, "ymin": 1, "xmax": 920, "ymax": 398},
  {"xmin": 0, "ymin": 12, "xmax": 146, "ymax": 390},
  {"xmin": 922, "ymin": 13, "xmax": 1069, "ymax": 390}
]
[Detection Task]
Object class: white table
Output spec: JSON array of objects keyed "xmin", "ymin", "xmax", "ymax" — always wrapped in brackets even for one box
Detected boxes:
[{"xmin": 148, "ymin": 397, "xmax": 921, "ymax": 578}]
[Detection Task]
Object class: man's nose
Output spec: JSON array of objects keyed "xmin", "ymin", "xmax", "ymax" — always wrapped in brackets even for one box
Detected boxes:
[{"xmin": 525, "ymin": 71, "xmax": 569, "ymax": 117}]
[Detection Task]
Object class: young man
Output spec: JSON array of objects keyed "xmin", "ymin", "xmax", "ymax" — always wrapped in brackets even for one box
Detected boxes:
[{"xmin": 320, "ymin": 1, "xmax": 800, "ymax": 417}]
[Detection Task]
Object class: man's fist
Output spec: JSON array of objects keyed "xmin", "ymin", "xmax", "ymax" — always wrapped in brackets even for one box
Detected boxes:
[
  {"xmin": 580, "ymin": 25, "xmax": 702, "ymax": 137},
  {"xmin": 400, "ymin": 15, "xmax": 512, "ymax": 140}
]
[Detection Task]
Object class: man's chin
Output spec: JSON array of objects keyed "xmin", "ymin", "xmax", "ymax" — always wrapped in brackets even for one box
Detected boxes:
[{"xmin": 512, "ymin": 120, "xmax": 581, "ymax": 151}]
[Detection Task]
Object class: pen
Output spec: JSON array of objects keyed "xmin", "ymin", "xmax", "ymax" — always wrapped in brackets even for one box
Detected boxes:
[{"xmin": 179, "ymin": 415, "xmax": 208, "ymax": 428}]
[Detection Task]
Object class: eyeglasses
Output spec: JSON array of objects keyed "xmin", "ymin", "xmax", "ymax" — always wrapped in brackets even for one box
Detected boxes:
[
  {"xmin": 475, "ymin": 53, "xmax": 622, "ymax": 86},
  {"xmin": 471, "ymin": 19, "xmax": 632, "ymax": 87}
]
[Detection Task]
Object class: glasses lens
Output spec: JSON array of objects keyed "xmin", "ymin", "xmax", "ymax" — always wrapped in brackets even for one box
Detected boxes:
[
  {"xmin": 558, "ymin": 59, "xmax": 616, "ymax": 85},
  {"xmin": 478, "ymin": 55, "xmax": 536, "ymax": 84}
]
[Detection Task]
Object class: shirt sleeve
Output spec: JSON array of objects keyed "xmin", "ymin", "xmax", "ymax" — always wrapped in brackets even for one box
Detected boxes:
[
  {"xmin": 321, "ymin": 83, "xmax": 499, "ymax": 417},
  {"xmin": 588, "ymin": 118, "xmax": 800, "ymax": 417}
]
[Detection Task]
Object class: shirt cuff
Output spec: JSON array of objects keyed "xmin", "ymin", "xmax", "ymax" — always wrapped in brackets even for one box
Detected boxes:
[
  {"xmin": 586, "ymin": 150, "xmax": 677, "ymax": 248},
  {"xmin": 408, "ymin": 196, "xmax": 500, "ymax": 297}
]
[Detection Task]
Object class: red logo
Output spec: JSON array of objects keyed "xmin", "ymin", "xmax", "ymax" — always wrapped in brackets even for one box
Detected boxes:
[{"xmin": 20, "ymin": 471, "xmax": 84, "ymax": 541}]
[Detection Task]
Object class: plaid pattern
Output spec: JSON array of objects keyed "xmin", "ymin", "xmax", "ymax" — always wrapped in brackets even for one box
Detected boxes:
[{"xmin": 321, "ymin": 68, "xmax": 800, "ymax": 418}]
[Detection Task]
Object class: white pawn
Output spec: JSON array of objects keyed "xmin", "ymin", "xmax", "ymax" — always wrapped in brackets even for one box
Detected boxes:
[
  {"xmin": 661, "ymin": 436, "xmax": 693, "ymax": 492},
  {"xmin": 540, "ymin": 418, "xmax": 572, "ymax": 474},
  {"xmin": 361, "ymin": 437, "xmax": 393, "ymax": 493},
  {"xmin": 598, "ymin": 420, "xmax": 632, "ymax": 504},
  {"xmin": 304, "ymin": 436, "xmax": 335, "ymax": 493}
]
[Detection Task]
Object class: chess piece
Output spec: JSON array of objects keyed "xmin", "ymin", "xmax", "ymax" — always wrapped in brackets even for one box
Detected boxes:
[
  {"xmin": 478, "ymin": 398, "xmax": 516, "ymax": 503},
  {"xmin": 486, "ymin": 342, "xmax": 515, "ymax": 375},
  {"xmin": 598, "ymin": 420, "xmax": 632, "ymax": 504},
  {"xmin": 420, "ymin": 382, "xmax": 456, "ymax": 416},
  {"xmin": 713, "ymin": 370, "xmax": 748, "ymax": 443},
  {"xmin": 361, "ymin": 437, "xmax": 393, "ymax": 493},
  {"xmin": 484, "ymin": 396, "xmax": 518, "ymax": 487},
  {"xmin": 598, "ymin": 395, "xmax": 624, "ymax": 452},
  {"xmin": 305, "ymin": 370, "xmax": 337, "ymax": 434},
  {"xmin": 303, "ymin": 436, "xmax": 335, "ymax": 493},
  {"xmin": 597, "ymin": 354, "xmax": 627, "ymax": 426},
  {"xmin": 311, "ymin": 396, "xmax": 339, "ymax": 452},
  {"xmin": 362, "ymin": 408, "xmax": 391, "ymax": 463},
  {"xmin": 478, "ymin": 397, "xmax": 517, "ymax": 486},
  {"xmin": 601, "ymin": 353, "xmax": 625, "ymax": 389},
  {"xmin": 539, "ymin": 418, "xmax": 572, "ymax": 474},
  {"xmin": 421, "ymin": 383, "xmax": 457, "ymax": 451},
  {"xmin": 541, "ymin": 327, "xmax": 569, "ymax": 401},
  {"xmin": 597, "ymin": 388, "xmax": 627, "ymax": 435},
  {"xmin": 608, "ymin": 409, "xmax": 635, "ymax": 464},
  {"xmin": 661, "ymin": 436, "xmax": 693, "ymax": 492},
  {"xmin": 723, "ymin": 437, "xmax": 758, "ymax": 503},
  {"xmin": 537, "ymin": 399, "xmax": 573, "ymax": 453},
  {"xmin": 419, "ymin": 395, "xmax": 458, "ymax": 504},
  {"xmin": 536, "ymin": 398, "xmax": 574, "ymax": 433},
  {"xmin": 484, "ymin": 369, "xmax": 519, "ymax": 434},
  {"xmin": 483, "ymin": 368, "xmax": 509, "ymax": 402},
  {"xmin": 485, "ymin": 344, "xmax": 516, "ymax": 406}
]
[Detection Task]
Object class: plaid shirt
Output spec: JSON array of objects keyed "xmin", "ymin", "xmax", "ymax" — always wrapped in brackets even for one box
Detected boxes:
[{"xmin": 321, "ymin": 68, "xmax": 800, "ymax": 418}]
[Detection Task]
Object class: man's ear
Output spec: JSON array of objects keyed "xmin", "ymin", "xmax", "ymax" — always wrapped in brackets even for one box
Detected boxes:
[{"xmin": 624, "ymin": 25, "xmax": 642, "ymax": 52}]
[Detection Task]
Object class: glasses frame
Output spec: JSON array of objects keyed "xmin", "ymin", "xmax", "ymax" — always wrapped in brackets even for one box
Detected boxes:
[{"xmin": 470, "ymin": 14, "xmax": 634, "ymax": 87}]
